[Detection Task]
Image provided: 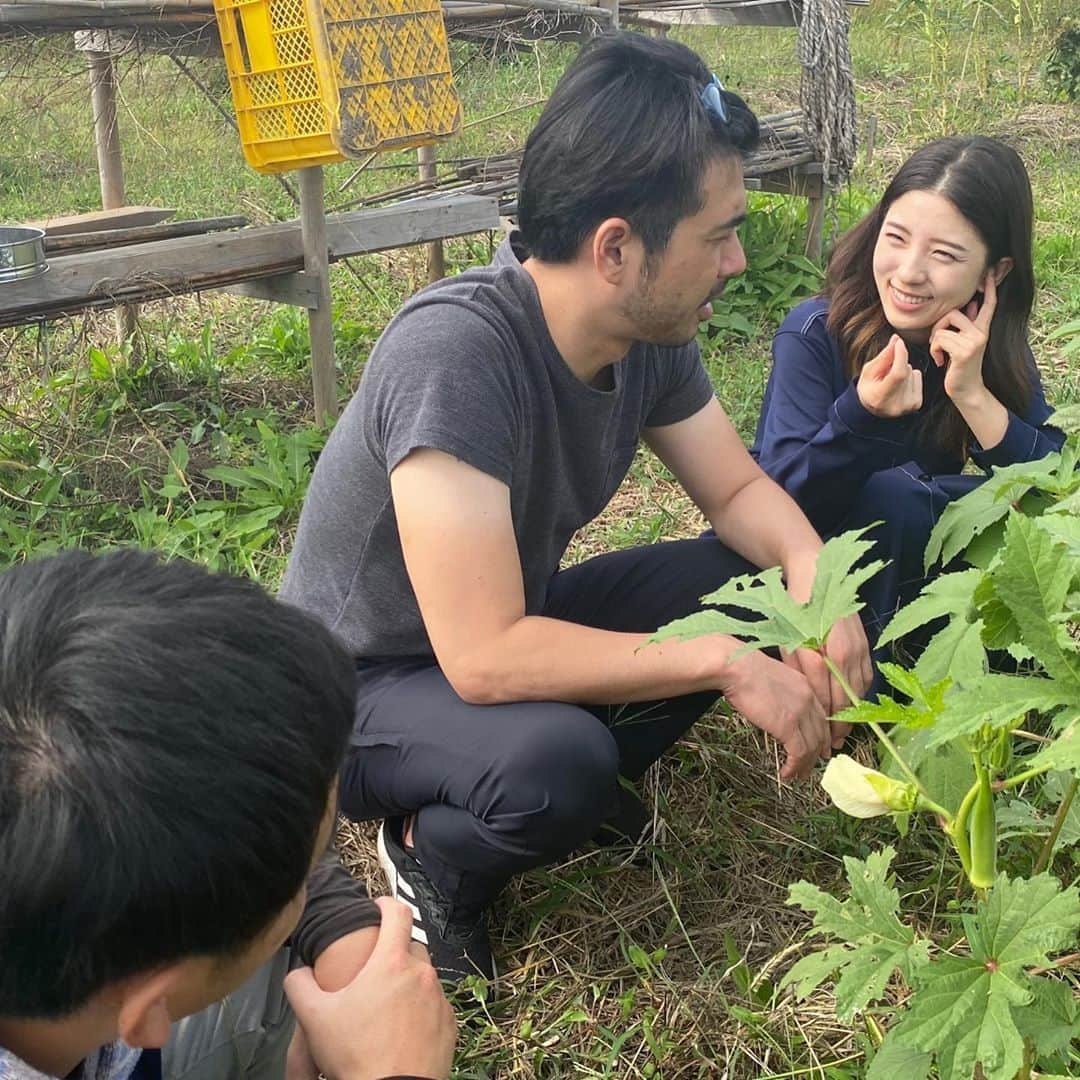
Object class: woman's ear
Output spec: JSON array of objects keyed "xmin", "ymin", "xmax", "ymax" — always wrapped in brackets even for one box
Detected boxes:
[{"xmin": 992, "ymin": 256, "xmax": 1014, "ymax": 285}]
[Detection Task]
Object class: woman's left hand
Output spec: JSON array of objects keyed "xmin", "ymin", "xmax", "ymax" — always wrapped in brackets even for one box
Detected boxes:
[{"xmin": 930, "ymin": 270, "xmax": 997, "ymax": 405}]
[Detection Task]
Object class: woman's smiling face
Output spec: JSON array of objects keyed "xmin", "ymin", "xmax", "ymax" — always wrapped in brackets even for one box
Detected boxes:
[{"xmin": 872, "ymin": 189, "xmax": 991, "ymax": 344}]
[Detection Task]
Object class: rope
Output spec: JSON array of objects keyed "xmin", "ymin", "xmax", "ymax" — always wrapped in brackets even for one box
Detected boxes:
[{"xmin": 797, "ymin": 0, "xmax": 856, "ymax": 186}]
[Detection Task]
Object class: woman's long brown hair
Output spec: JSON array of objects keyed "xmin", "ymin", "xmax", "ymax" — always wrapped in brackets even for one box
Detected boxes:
[{"xmin": 825, "ymin": 137, "xmax": 1036, "ymax": 459}]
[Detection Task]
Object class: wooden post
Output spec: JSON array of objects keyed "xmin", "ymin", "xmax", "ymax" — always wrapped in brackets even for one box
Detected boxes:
[
  {"xmin": 597, "ymin": 0, "xmax": 618, "ymax": 28},
  {"xmin": 81, "ymin": 34, "xmax": 139, "ymax": 351},
  {"xmin": 299, "ymin": 166, "xmax": 338, "ymax": 424},
  {"xmin": 417, "ymin": 144, "xmax": 445, "ymax": 283},
  {"xmin": 804, "ymin": 170, "xmax": 825, "ymax": 263}
]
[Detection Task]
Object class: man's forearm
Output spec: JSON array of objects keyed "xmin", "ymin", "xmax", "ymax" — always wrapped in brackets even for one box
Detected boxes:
[
  {"xmin": 449, "ymin": 617, "xmax": 742, "ymax": 707},
  {"xmin": 707, "ymin": 472, "xmax": 823, "ymax": 599}
]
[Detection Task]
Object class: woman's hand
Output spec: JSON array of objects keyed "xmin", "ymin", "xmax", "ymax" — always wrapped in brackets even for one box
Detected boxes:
[
  {"xmin": 857, "ymin": 334, "xmax": 923, "ymax": 418},
  {"xmin": 931, "ymin": 271, "xmax": 996, "ymax": 406}
]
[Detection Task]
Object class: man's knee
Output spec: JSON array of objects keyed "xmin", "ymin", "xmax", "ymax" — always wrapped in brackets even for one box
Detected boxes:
[{"xmin": 486, "ymin": 708, "xmax": 619, "ymax": 847}]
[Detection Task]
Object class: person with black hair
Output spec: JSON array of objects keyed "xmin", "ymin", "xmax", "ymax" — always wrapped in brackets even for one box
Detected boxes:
[
  {"xmin": 281, "ymin": 30, "xmax": 872, "ymax": 984},
  {"xmin": 750, "ymin": 137, "xmax": 1063, "ymax": 672},
  {"xmin": 0, "ymin": 549, "xmax": 455, "ymax": 1080}
]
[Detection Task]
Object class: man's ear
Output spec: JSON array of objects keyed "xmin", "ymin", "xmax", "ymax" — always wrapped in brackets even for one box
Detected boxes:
[
  {"xmin": 591, "ymin": 218, "xmax": 637, "ymax": 284},
  {"xmin": 115, "ymin": 966, "xmax": 183, "ymax": 1049},
  {"xmin": 992, "ymin": 256, "xmax": 1014, "ymax": 285}
]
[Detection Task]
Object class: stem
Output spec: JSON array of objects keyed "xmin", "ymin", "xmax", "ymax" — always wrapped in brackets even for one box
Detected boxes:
[
  {"xmin": 822, "ymin": 656, "xmax": 952, "ymax": 823},
  {"xmin": 996, "ymin": 763, "xmax": 1053, "ymax": 792},
  {"xmin": 1032, "ymin": 775, "xmax": 1079, "ymax": 875}
]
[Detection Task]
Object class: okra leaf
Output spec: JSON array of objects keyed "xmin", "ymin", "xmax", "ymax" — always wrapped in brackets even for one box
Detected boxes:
[
  {"xmin": 878, "ymin": 569, "xmax": 987, "ymax": 686},
  {"xmin": 924, "ymin": 457, "xmax": 1060, "ymax": 571},
  {"xmin": 1014, "ymin": 975, "xmax": 1080, "ymax": 1059},
  {"xmin": 1023, "ymin": 718, "xmax": 1080, "ymax": 778},
  {"xmin": 833, "ymin": 666, "xmax": 949, "ymax": 730},
  {"xmin": 782, "ymin": 847, "xmax": 931, "ymax": 1022},
  {"xmin": 652, "ymin": 527, "xmax": 885, "ymax": 655},
  {"xmin": 1047, "ymin": 404, "xmax": 1080, "ymax": 436},
  {"xmin": 864, "ymin": 1034, "xmax": 932, "ymax": 1080},
  {"xmin": 1037, "ymin": 510, "xmax": 1080, "ymax": 556},
  {"xmin": 926, "ymin": 673, "xmax": 1075, "ymax": 747},
  {"xmin": 992, "ymin": 514, "xmax": 1080, "ymax": 690},
  {"xmin": 893, "ymin": 875, "xmax": 1080, "ymax": 1080},
  {"xmin": 878, "ymin": 569, "xmax": 982, "ymax": 649}
]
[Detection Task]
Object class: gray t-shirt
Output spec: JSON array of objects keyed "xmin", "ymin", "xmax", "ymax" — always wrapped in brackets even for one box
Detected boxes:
[{"xmin": 280, "ymin": 237, "xmax": 714, "ymax": 660}]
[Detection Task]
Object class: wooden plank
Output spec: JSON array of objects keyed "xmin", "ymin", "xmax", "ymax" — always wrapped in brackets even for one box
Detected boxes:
[
  {"xmin": 44, "ymin": 216, "xmax": 248, "ymax": 254},
  {"xmin": 225, "ymin": 271, "xmax": 321, "ymax": 308},
  {"xmin": 0, "ymin": 194, "xmax": 499, "ymax": 329},
  {"xmin": 26, "ymin": 205, "xmax": 177, "ymax": 236},
  {"xmin": 325, "ymin": 193, "xmax": 498, "ymax": 260}
]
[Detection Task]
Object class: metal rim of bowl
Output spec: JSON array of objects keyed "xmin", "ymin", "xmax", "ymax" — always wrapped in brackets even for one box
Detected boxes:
[{"xmin": 0, "ymin": 225, "xmax": 49, "ymax": 284}]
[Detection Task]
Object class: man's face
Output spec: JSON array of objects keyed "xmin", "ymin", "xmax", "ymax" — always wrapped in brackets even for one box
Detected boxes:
[
  {"xmin": 620, "ymin": 156, "xmax": 748, "ymax": 347},
  {"xmin": 162, "ymin": 787, "xmax": 338, "ymax": 1022}
]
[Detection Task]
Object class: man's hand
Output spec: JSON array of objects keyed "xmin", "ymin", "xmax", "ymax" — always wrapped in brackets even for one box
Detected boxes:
[
  {"xmin": 719, "ymin": 650, "xmax": 831, "ymax": 781},
  {"xmin": 285, "ymin": 897, "xmax": 456, "ymax": 1080},
  {"xmin": 857, "ymin": 335, "xmax": 922, "ymax": 418},
  {"xmin": 784, "ymin": 614, "xmax": 873, "ymax": 749}
]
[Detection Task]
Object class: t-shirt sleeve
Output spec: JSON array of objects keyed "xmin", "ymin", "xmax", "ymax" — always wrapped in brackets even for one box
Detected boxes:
[
  {"xmin": 368, "ymin": 301, "xmax": 520, "ymax": 486},
  {"xmin": 643, "ymin": 341, "xmax": 715, "ymax": 427}
]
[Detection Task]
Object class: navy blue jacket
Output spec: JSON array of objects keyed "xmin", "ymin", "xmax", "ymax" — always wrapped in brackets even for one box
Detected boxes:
[{"xmin": 750, "ymin": 297, "xmax": 1063, "ymax": 533}]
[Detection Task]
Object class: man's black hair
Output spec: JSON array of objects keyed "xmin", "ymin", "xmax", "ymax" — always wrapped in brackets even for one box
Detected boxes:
[
  {"xmin": 0, "ymin": 549, "xmax": 355, "ymax": 1018},
  {"xmin": 517, "ymin": 31, "xmax": 759, "ymax": 263}
]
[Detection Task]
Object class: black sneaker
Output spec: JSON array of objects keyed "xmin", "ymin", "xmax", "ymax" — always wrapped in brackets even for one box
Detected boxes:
[
  {"xmin": 593, "ymin": 783, "xmax": 652, "ymax": 847},
  {"xmin": 377, "ymin": 816, "xmax": 496, "ymax": 986},
  {"xmin": 592, "ymin": 784, "xmax": 656, "ymax": 867}
]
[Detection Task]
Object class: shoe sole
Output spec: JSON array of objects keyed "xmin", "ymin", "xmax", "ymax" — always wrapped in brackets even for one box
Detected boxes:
[
  {"xmin": 377, "ymin": 821, "xmax": 430, "ymax": 947},
  {"xmin": 376, "ymin": 820, "xmax": 500, "ymax": 990}
]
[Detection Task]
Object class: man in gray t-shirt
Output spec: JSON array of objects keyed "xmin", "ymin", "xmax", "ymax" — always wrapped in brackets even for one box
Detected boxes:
[{"xmin": 281, "ymin": 32, "xmax": 872, "ymax": 984}]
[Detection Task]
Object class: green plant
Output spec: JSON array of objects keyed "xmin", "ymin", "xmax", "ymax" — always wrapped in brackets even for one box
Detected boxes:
[
  {"xmin": 1044, "ymin": 18, "xmax": 1080, "ymax": 100},
  {"xmin": 651, "ymin": 406, "xmax": 1080, "ymax": 1079}
]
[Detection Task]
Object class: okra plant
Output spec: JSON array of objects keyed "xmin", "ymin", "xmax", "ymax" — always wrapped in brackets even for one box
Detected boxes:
[{"xmin": 652, "ymin": 405, "xmax": 1080, "ymax": 1080}]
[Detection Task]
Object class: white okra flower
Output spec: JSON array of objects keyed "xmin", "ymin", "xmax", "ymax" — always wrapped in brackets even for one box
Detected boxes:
[{"xmin": 821, "ymin": 754, "xmax": 919, "ymax": 818}]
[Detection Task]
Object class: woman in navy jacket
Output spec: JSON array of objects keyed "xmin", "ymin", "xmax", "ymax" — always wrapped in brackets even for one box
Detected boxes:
[{"xmin": 751, "ymin": 136, "xmax": 1063, "ymax": 654}]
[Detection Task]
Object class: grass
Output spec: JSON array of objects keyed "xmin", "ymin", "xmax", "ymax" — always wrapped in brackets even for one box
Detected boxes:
[{"xmin": 2, "ymin": 1, "xmax": 1079, "ymax": 1075}]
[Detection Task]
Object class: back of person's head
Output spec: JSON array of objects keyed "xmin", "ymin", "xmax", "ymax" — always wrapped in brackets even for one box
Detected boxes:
[
  {"xmin": 825, "ymin": 136, "xmax": 1036, "ymax": 455},
  {"xmin": 0, "ymin": 549, "xmax": 355, "ymax": 1020},
  {"xmin": 517, "ymin": 31, "xmax": 759, "ymax": 263}
]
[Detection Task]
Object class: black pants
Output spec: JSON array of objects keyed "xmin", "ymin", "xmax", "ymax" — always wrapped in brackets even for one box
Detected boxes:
[{"xmin": 340, "ymin": 537, "xmax": 756, "ymax": 919}]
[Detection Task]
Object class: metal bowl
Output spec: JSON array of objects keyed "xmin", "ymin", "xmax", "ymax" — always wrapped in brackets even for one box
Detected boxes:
[{"xmin": 0, "ymin": 225, "xmax": 48, "ymax": 284}]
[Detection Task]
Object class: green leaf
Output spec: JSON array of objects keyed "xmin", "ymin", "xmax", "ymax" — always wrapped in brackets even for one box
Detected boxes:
[
  {"xmin": 924, "ymin": 458, "xmax": 1055, "ymax": 571},
  {"xmin": 920, "ymin": 616, "xmax": 988, "ymax": 686},
  {"xmin": 878, "ymin": 569, "xmax": 982, "ymax": 648},
  {"xmin": 1023, "ymin": 719, "xmax": 1080, "ymax": 778},
  {"xmin": 1014, "ymin": 975, "xmax": 1080, "ymax": 1058},
  {"xmin": 1045, "ymin": 403, "xmax": 1080, "ymax": 435},
  {"xmin": 782, "ymin": 848, "xmax": 931, "ymax": 1021},
  {"xmin": 894, "ymin": 875, "xmax": 1080, "ymax": 1080},
  {"xmin": 926, "ymin": 673, "xmax": 1075, "ymax": 747},
  {"xmin": 864, "ymin": 1034, "xmax": 932, "ymax": 1080},
  {"xmin": 834, "ymin": 667, "xmax": 949, "ymax": 731},
  {"xmin": 1037, "ymin": 510, "xmax": 1080, "ymax": 556},
  {"xmin": 992, "ymin": 514, "xmax": 1080, "ymax": 689},
  {"xmin": 653, "ymin": 527, "xmax": 886, "ymax": 655}
]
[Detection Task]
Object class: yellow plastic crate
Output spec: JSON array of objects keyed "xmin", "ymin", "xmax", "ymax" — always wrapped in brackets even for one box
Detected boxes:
[{"xmin": 214, "ymin": 0, "xmax": 461, "ymax": 174}]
